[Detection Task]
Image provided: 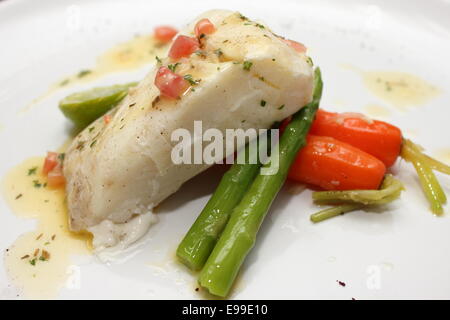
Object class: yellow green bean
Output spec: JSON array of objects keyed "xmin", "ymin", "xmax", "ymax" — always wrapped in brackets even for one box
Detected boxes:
[
  {"xmin": 310, "ymin": 204, "xmax": 364, "ymax": 223},
  {"xmin": 401, "ymin": 139, "xmax": 447, "ymax": 214},
  {"xmin": 312, "ymin": 174, "xmax": 403, "ymax": 205}
]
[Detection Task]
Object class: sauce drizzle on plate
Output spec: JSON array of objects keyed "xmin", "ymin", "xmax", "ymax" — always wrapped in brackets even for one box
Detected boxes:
[{"xmin": 2, "ymin": 157, "xmax": 91, "ymax": 299}]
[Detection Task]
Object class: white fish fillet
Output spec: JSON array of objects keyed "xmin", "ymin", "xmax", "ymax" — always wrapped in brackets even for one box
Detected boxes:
[{"xmin": 63, "ymin": 10, "xmax": 314, "ymax": 255}]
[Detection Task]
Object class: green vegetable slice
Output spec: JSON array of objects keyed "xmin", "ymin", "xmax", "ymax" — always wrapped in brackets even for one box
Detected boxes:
[
  {"xmin": 59, "ymin": 82, "xmax": 137, "ymax": 129},
  {"xmin": 312, "ymin": 174, "xmax": 404, "ymax": 205},
  {"xmin": 310, "ymin": 174, "xmax": 404, "ymax": 223},
  {"xmin": 401, "ymin": 139, "xmax": 447, "ymax": 215}
]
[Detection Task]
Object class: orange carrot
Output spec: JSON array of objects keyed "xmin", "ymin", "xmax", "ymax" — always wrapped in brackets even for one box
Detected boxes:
[
  {"xmin": 309, "ymin": 109, "xmax": 402, "ymax": 167},
  {"xmin": 288, "ymin": 135, "xmax": 386, "ymax": 190}
]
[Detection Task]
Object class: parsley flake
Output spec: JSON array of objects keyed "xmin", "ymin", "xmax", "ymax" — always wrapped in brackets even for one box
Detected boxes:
[
  {"xmin": 77, "ymin": 70, "xmax": 91, "ymax": 78},
  {"xmin": 214, "ymin": 48, "xmax": 223, "ymax": 57},
  {"xmin": 33, "ymin": 180, "xmax": 42, "ymax": 188},
  {"xmin": 184, "ymin": 74, "xmax": 201, "ymax": 85},
  {"xmin": 243, "ymin": 61, "xmax": 253, "ymax": 71},
  {"xmin": 168, "ymin": 63, "xmax": 180, "ymax": 72}
]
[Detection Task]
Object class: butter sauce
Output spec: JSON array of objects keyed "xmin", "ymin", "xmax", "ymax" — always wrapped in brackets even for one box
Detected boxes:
[
  {"xmin": 57, "ymin": 34, "xmax": 169, "ymax": 88},
  {"xmin": 361, "ymin": 71, "xmax": 440, "ymax": 108},
  {"xmin": 342, "ymin": 64, "xmax": 440, "ymax": 109},
  {"xmin": 2, "ymin": 157, "xmax": 91, "ymax": 299},
  {"xmin": 21, "ymin": 34, "xmax": 169, "ymax": 114}
]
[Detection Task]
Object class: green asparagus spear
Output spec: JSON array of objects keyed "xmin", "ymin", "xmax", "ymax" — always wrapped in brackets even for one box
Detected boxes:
[
  {"xmin": 59, "ymin": 82, "xmax": 137, "ymax": 129},
  {"xmin": 176, "ymin": 132, "xmax": 271, "ymax": 271},
  {"xmin": 198, "ymin": 68, "xmax": 323, "ymax": 297}
]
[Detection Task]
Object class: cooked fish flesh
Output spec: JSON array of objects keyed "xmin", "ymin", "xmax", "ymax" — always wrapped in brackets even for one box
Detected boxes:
[{"xmin": 63, "ymin": 9, "xmax": 314, "ymax": 257}]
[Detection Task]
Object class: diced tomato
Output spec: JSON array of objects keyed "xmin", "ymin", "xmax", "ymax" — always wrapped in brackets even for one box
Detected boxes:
[
  {"xmin": 194, "ymin": 19, "xmax": 215, "ymax": 37},
  {"xmin": 43, "ymin": 152, "xmax": 58, "ymax": 175},
  {"xmin": 154, "ymin": 25, "xmax": 178, "ymax": 43},
  {"xmin": 103, "ymin": 115, "xmax": 111, "ymax": 124},
  {"xmin": 288, "ymin": 135, "xmax": 386, "ymax": 190},
  {"xmin": 310, "ymin": 109, "xmax": 402, "ymax": 167},
  {"xmin": 168, "ymin": 35, "xmax": 199, "ymax": 60},
  {"xmin": 282, "ymin": 39, "xmax": 307, "ymax": 53},
  {"xmin": 154, "ymin": 66, "xmax": 189, "ymax": 99},
  {"xmin": 47, "ymin": 163, "xmax": 65, "ymax": 188}
]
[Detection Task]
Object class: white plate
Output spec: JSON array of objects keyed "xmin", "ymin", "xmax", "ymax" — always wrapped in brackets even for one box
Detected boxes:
[{"xmin": 1, "ymin": 0, "xmax": 450, "ymax": 299}]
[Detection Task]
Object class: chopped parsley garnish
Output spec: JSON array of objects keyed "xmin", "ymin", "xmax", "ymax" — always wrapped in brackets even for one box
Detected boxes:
[
  {"xmin": 255, "ymin": 23, "xmax": 265, "ymax": 29},
  {"xmin": 155, "ymin": 56, "xmax": 162, "ymax": 64},
  {"xmin": 15, "ymin": 194, "xmax": 23, "ymax": 200},
  {"xmin": 58, "ymin": 153, "xmax": 65, "ymax": 161},
  {"xmin": 77, "ymin": 70, "xmax": 92, "ymax": 78},
  {"xmin": 243, "ymin": 61, "xmax": 253, "ymax": 71},
  {"xmin": 88, "ymin": 126, "xmax": 95, "ymax": 133},
  {"xmin": 168, "ymin": 63, "xmax": 180, "ymax": 72},
  {"xmin": 28, "ymin": 167, "xmax": 38, "ymax": 176},
  {"xmin": 214, "ymin": 48, "xmax": 223, "ymax": 57},
  {"xmin": 29, "ymin": 258, "xmax": 36, "ymax": 266},
  {"xmin": 278, "ymin": 104, "xmax": 285, "ymax": 110},
  {"xmin": 195, "ymin": 50, "xmax": 207, "ymax": 57},
  {"xmin": 33, "ymin": 180, "xmax": 42, "ymax": 188},
  {"xmin": 306, "ymin": 56, "xmax": 313, "ymax": 67},
  {"xmin": 90, "ymin": 140, "xmax": 97, "ymax": 148},
  {"xmin": 239, "ymin": 13, "xmax": 249, "ymax": 21},
  {"xmin": 76, "ymin": 141, "xmax": 85, "ymax": 151},
  {"xmin": 184, "ymin": 74, "xmax": 201, "ymax": 85},
  {"xmin": 59, "ymin": 79, "xmax": 70, "ymax": 86},
  {"xmin": 260, "ymin": 100, "xmax": 267, "ymax": 107}
]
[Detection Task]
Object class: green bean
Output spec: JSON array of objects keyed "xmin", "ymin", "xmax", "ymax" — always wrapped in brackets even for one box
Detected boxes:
[
  {"xmin": 402, "ymin": 139, "xmax": 450, "ymax": 177},
  {"xmin": 310, "ymin": 204, "xmax": 364, "ymax": 223},
  {"xmin": 412, "ymin": 161, "xmax": 444, "ymax": 215},
  {"xmin": 402, "ymin": 139, "xmax": 447, "ymax": 213},
  {"xmin": 312, "ymin": 174, "xmax": 404, "ymax": 205},
  {"xmin": 310, "ymin": 175, "xmax": 403, "ymax": 222},
  {"xmin": 422, "ymin": 154, "xmax": 450, "ymax": 175}
]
